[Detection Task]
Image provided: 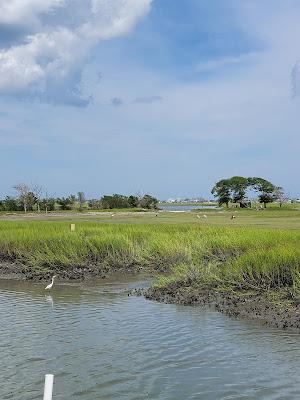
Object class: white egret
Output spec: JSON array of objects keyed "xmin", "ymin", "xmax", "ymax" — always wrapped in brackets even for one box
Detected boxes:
[{"xmin": 45, "ymin": 275, "xmax": 57, "ymax": 290}]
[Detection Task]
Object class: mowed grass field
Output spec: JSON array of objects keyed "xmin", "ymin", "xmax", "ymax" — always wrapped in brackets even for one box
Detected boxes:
[{"xmin": 0, "ymin": 206, "xmax": 300, "ymax": 229}]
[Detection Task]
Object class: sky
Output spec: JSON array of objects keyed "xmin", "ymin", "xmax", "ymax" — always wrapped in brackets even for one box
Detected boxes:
[{"xmin": 0, "ymin": 0, "xmax": 299, "ymax": 200}]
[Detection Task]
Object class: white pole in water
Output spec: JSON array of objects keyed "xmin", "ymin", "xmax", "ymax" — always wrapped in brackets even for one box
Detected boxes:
[{"xmin": 43, "ymin": 374, "xmax": 54, "ymax": 400}]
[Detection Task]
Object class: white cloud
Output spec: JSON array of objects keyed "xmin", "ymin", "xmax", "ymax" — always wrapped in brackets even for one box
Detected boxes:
[
  {"xmin": 0, "ymin": 28, "xmax": 79, "ymax": 92},
  {"xmin": 0, "ymin": 0, "xmax": 64, "ymax": 27},
  {"xmin": 84, "ymin": 0, "xmax": 153, "ymax": 39},
  {"xmin": 0, "ymin": 0, "xmax": 152, "ymax": 105},
  {"xmin": 196, "ymin": 53, "xmax": 258, "ymax": 73}
]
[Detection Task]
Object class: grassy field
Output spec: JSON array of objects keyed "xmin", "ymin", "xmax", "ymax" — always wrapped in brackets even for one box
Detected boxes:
[
  {"xmin": 0, "ymin": 206, "xmax": 300, "ymax": 229},
  {"xmin": 0, "ymin": 207, "xmax": 300, "ymax": 300}
]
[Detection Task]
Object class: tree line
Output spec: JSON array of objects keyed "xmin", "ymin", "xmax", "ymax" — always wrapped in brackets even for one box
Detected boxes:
[
  {"xmin": 0, "ymin": 183, "xmax": 159, "ymax": 212},
  {"xmin": 211, "ymin": 176, "xmax": 285, "ymax": 208}
]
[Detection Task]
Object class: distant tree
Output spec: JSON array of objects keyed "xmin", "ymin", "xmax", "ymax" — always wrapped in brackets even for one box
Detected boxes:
[
  {"xmin": 56, "ymin": 195, "xmax": 75, "ymax": 210},
  {"xmin": 229, "ymin": 176, "xmax": 249, "ymax": 206},
  {"xmin": 27, "ymin": 192, "xmax": 38, "ymax": 211},
  {"xmin": 13, "ymin": 183, "xmax": 31, "ymax": 212},
  {"xmin": 273, "ymin": 186, "xmax": 286, "ymax": 208},
  {"xmin": 77, "ymin": 192, "xmax": 86, "ymax": 211},
  {"xmin": 32, "ymin": 183, "xmax": 44, "ymax": 212},
  {"xmin": 69, "ymin": 194, "xmax": 76, "ymax": 205},
  {"xmin": 128, "ymin": 195, "xmax": 139, "ymax": 208},
  {"xmin": 212, "ymin": 176, "xmax": 278, "ymax": 208},
  {"xmin": 211, "ymin": 177, "xmax": 248, "ymax": 207},
  {"xmin": 250, "ymin": 177, "xmax": 276, "ymax": 208},
  {"xmin": 139, "ymin": 194, "xmax": 159, "ymax": 209},
  {"xmin": 88, "ymin": 199, "xmax": 103, "ymax": 210},
  {"xmin": 101, "ymin": 194, "xmax": 130, "ymax": 209},
  {"xmin": 41, "ymin": 196, "xmax": 55, "ymax": 212},
  {"xmin": 2, "ymin": 196, "xmax": 20, "ymax": 211},
  {"xmin": 211, "ymin": 179, "xmax": 231, "ymax": 207}
]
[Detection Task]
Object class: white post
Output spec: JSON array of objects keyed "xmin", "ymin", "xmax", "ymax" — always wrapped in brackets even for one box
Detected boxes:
[{"xmin": 43, "ymin": 374, "xmax": 54, "ymax": 400}]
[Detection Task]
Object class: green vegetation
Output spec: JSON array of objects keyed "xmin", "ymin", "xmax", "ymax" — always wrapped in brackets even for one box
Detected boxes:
[
  {"xmin": 211, "ymin": 176, "xmax": 283, "ymax": 208},
  {"xmin": 0, "ymin": 210, "xmax": 299, "ymax": 301},
  {"xmin": 155, "ymin": 227, "xmax": 300, "ymax": 296},
  {"xmin": 0, "ymin": 186, "xmax": 159, "ymax": 212},
  {"xmin": 1, "ymin": 205, "xmax": 300, "ymax": 229}
]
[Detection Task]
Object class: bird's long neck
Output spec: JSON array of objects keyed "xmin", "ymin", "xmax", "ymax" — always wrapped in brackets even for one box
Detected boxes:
[{"xmin": 51, "ymin": 277, "xmax": 55, "ymax": 284}]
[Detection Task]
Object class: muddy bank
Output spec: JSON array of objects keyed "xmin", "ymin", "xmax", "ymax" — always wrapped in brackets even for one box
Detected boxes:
[
  {"xmin": 0, "ymin": 251, "xmax": 177, "ymax": 282},
  {"xmin": 0, "ymin": 258, "xmax": 146, "ymax": 282},
  {"xmin": 145, "ymin": 284, "xmax": 300, "ymax": 332}
]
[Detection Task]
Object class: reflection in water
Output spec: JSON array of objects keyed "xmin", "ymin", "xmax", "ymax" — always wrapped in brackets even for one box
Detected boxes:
[
  {"xmin": 1, "ymin": 276, "xmax": 300, "ymax": 400},
  {"xmin": 45, "ymin": 295, "xmax": 53, "ymax": 309}
]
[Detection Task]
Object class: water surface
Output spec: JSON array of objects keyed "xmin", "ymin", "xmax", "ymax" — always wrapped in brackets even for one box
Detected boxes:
[
  {"xmin": 1, "ymin": 277, "xmax": 300, "ymax": 399},
  {"xmin": 159, "ymin": 205, "xmax": 218, "ymax": 211}
]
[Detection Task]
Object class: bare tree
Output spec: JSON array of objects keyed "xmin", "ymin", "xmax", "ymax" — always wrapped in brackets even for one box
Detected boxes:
[
  {"xmin": 32, "ymin": 183, "xmax": 44, "ymax": 212},
  {"xmin": 13, "ymin": 183, "xmax": 30, "ymax": 213},
  {"xmin": 274, "ymin": 186, "xmax": 287, "ymax": 208},
  {"xmin": 44, "ymin": 190, "xmax": 50, "ymax": 213}
]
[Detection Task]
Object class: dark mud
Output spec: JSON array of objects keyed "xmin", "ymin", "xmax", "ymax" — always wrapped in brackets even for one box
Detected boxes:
[
  {"xmin": 145, "ymin": 284, "xmax": 300, "ymax": 333},
  {"xmin": 0, "ymin": 258, "xmax": 144, "ymax": 282}
]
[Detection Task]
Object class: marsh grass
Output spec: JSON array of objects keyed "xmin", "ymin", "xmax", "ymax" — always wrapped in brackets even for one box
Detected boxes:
[{"xmin": 0, "ymin": 221, "xmax": 300, "ymax": 293}]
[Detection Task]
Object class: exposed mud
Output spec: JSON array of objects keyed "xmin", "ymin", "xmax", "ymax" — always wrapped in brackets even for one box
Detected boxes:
[
  {"xmin": 145, "ymin": 284, "xmax": 300, "ymax": 333},
  {"xmin": 0, "ymin": 258, "xmax": 145, "ymax": 282}
]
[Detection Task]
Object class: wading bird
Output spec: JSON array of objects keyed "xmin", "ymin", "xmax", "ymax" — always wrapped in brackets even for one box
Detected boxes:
[{"xmin": 45, "ymin": 276, "xmax": 57, "ymax": 290}]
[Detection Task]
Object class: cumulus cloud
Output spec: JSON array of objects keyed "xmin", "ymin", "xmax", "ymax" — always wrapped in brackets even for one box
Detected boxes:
[
  {"xmin": 0, "ymin": 0, "xmax": 64, "ymax": 26},
  {"xmin": 0, "ymin": 0, "xmax": 152, "ymax": 106}
]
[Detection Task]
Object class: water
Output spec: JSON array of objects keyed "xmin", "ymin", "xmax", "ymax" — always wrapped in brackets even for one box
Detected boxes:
[
  {"xmin": 159, "ymin": 205, "xmax": 218, "ymax": 211},
  {"xmin": 1, "ymin": 277, "xmax": 300, "ymax": 400}
]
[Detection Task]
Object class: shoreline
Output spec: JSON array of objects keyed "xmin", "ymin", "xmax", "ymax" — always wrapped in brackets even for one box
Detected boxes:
[
  {"xmin": 1, "ymin": 262, "xmax": 300, "ymax": 332},
  {"xmin": 0, "ymin": 259, "xmax": 146, "ymax": 282},
  {"xmin": 144, "ymin": 284, "xmax": 300, "ymax": 333}
]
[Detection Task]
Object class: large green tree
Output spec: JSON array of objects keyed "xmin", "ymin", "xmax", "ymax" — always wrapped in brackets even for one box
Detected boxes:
[
  {"xmin": 211, "ymin": 176, "xmax": 249, "ymax": 207},
  {"xmin": 212, "ymin": 176, "xmax": 278, "ymax": 208},
  {"xmin": 249, "ymin": 177, "xmax": 276, "ymax": 208},
  {"xmin": 228, "ymin": 176, "xmax": 249, "ymax": 205},
  {"xmin": 211, "ymin": 179, "xmax": 231, "ymax": 207}
]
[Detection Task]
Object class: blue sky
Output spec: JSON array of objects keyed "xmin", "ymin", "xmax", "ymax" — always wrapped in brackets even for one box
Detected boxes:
[{"xmin": 0, "ymin": 0, "xmax": 299, "ymax": 199}]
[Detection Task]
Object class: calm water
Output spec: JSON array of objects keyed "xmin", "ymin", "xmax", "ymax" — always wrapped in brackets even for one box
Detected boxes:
[
  {"xmin": 1, "ymin": 277, "xmax": 300, "ymax": 400},
  {"xmin": 159, "ymin": 205, "xmax": 218, "ymax": 211}
]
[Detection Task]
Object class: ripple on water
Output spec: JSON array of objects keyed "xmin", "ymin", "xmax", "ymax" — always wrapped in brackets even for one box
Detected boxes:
[{"xmin": 1, "ymin": 279, "xmax": 300, "ymax": 400}]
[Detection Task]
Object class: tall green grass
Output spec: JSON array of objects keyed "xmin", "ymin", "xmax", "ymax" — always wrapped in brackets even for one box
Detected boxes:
[{"xmin": 0, "ymin": 221, "xmax": 300, "ymax": 293}]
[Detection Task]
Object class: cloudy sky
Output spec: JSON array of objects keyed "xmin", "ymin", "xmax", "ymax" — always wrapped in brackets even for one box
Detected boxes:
[{"xmin": 0, "ymin": 0, "xmax": 299, "ymax": 199}]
